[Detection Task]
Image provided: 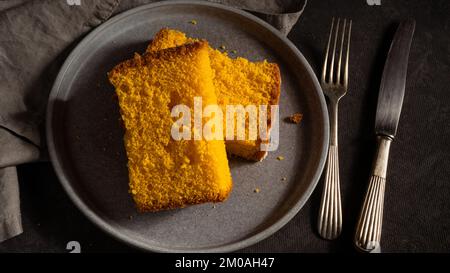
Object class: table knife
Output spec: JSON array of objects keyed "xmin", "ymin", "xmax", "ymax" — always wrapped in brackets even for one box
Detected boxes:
[{"xmin": 354, "ymin": 19, "xmax": 415, "ymax": 252}]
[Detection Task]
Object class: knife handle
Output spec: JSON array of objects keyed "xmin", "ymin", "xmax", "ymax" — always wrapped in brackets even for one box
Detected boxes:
[{"xmin": 354, "ymin": 135, "xmax": 392, "ymax": 252}]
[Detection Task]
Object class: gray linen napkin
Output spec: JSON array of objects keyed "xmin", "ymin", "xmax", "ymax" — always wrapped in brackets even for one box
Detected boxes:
[{"xmin": 0, "ymin": 0, "xmax": 306, "ymax": 243}]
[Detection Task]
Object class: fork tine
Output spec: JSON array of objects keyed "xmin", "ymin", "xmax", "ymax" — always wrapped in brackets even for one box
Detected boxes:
[
  {"xmin": 329, "ymin": 18, "xmax": 340, "ymax": 84},
  {"xmin": 337, "ymin": 19, "xmax": 346, "ymax": 85},
  {"xmin": 344, "ymin": 20, "xmax": 352, "ymax": 89},
  {"xmin": 322, "ymin": 17, "xmax": 335, "ymax": 83}
]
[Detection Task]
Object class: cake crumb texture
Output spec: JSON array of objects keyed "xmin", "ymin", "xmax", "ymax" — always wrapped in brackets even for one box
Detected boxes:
[
  {"xmin": 108, "ymin": 41, "xmax": 232, "ymax": 212},
  {"xmin": 147, "ymin": 28, "xmax": 281, "ymax": 161}
]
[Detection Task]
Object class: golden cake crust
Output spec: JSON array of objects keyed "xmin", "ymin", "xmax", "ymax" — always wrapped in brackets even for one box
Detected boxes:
[{"xmin": 110, "ymin": 41, "xmax": 208, "ymax": 76}]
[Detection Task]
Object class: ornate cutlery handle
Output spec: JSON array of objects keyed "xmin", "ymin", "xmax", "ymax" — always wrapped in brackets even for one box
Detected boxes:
[
  {"xmin": 318, "ymin": 144, "xmax": 342, "ymax": 239},
  {"xmin": 354, "ymin": 135, "xmax": 392, "ymax": 252},
  {"xmin": 318, "ymin": 102, "xmax": 342, "ymax": 240}
]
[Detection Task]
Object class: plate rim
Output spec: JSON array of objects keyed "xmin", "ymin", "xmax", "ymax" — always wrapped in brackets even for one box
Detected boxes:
[{"xmin": 46, "ymin": 0, "xmax": 329, "ymax": 253}]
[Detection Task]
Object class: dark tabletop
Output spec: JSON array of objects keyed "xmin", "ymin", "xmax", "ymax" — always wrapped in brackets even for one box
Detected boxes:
[{"xmin": 1, "ymin": 0, "xmax": 449, "ymax": 253}]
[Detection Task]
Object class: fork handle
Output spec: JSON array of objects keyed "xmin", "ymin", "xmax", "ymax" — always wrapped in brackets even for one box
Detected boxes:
[
  {"xmin": 354, "ymin": 135, "xmax": 392, "ymax": 252},
  {"xmin": 318, "ymin": 144, "xmax": 343, "ymax": 239}
]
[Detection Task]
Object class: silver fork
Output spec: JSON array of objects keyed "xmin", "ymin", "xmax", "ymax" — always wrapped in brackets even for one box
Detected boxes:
[{"xmin": 318, "ymin": 18, "xmax": 352, "ymax": 240}]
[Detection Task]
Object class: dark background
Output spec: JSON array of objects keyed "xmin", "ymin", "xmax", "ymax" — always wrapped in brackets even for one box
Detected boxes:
[{"xmin": 1, "ymin": 0, "xmax": 449, "ymax": 253}]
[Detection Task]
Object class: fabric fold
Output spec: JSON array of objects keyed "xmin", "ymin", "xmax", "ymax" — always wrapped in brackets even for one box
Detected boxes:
[
  {"xmin": 0, "ymin": 167, "xmax": 22, "ymax": 242},
  {"xmin": 0, "ymin": 0, "xmax": 122, "ymax": 242}
]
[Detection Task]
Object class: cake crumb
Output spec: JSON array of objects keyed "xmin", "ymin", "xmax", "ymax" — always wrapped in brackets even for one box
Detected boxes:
[
  {"xmin": 189, "ymin": 20, "xmax": 197, "ymax": 25},
  {"xmin": 212, "ymin": 205, "xmax": 216, "ymax": 209},
  {"xmin": 129, "ymin": 216, "xmax": 133, "ymax": 220},
  {"xmin": 281, "ymin": 177, "xmax": 287, "ymax": 181},
  {"xmin": 277, "ymin": 156, "xmax": 285, "ymax": 161},
  {"xmin": 219, "ymin": 45, "xmax": 226, "ymax": 50},
  {"xmin": 286, "ymin": 113, "xmax": 303, "ymax": 124},
  {"xmin": 254, "ymin": 188, "xmax": 261, "ymax": 193},
  {"xmin": 231, "ymin": 50, "xmax": 237, "ymax": 54}
]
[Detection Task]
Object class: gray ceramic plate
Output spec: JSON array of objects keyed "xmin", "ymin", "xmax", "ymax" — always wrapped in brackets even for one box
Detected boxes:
[{"xmin": 46, "ymin": 1, "xmax": 329, "ymax": 252}]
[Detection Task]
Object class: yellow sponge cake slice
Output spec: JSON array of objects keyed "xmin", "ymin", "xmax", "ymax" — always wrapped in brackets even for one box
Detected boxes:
[
  {"xmin": 108, "ymin": 41, "xmax": 232, "ymax": 212},
  {"xmin": 147, "ymin": 28, "xmax": 281, "ymax": 161}
]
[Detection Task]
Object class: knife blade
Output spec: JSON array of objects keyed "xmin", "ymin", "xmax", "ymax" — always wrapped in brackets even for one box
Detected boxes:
[
  {"xmin": 375, "ymin": 19, "xmax": 416, "ymax": 138},
  {"xmin": 354, "ymin": 20, "xmax": 415, "ymax": 252}
]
